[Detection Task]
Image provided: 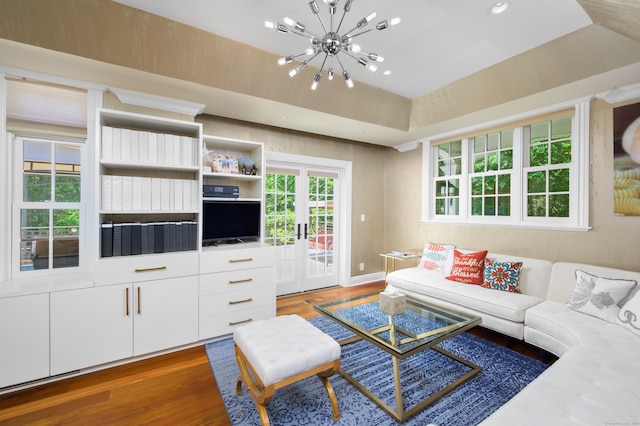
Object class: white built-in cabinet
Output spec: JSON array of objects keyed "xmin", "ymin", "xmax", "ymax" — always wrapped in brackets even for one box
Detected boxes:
[
  {"xmin": 0, "ymin": 294, "xmax": 49, "ymax": 388},
  {"xmin": 0, "ymin": 109, "xmax": 276, "ymax": 392},
  {"xmin": 50, "ymin": 284, "xmax": 133, "ymax": 375},
  {"xmin": 199, "ymin": 245, "xmax": 276, "ymax": 340},
  {"xmin": 50, "ymin": 276, "xmax": 198, "ymax": 375}
]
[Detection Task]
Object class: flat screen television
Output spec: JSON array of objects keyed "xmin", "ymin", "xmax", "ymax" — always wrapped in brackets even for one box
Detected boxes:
[{"xmin": 202, "ymin": 200, "xmax": 261, "ymax": 245}]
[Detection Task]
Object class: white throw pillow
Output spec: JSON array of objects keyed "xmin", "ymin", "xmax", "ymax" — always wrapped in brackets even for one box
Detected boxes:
[
  {"xmin": 419, "ymin": 243, "xmax": 455, "ymax": 272},
  {"xmin": 566, "ymin": 270, "xmax": 637, "ymax": 323},
  {"xmin": 617, "ymin": 286, "xmax": 640, "ymax": 336}
]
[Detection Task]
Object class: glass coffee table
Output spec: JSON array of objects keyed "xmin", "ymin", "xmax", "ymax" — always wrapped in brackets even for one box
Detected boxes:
[{"xmin": 314, "ymin": 291, "xmax": 482, "ymax": 422}]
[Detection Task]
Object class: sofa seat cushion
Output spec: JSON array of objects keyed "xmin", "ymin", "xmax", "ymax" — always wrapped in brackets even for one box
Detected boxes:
[
  {"xmin": 480, "ymin": 347, "xmax": 640, "ymax": 425},
  {"xmin": 525, "ymin": 300, "xmax": 640, "ymax": 354},
  {"xmin": 387, "ymin": 267, "xmax": 543, "ymax": 323}
]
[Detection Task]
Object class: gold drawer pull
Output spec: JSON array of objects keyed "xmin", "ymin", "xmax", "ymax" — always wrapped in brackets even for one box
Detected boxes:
[
  {"xmin": 229, "ymin": 258, "xmax": 253, "ymax": 263},
  {"xmin": 229, "ymin": 318, "xmax": 253, "ymax": 326},
  {"xmin": 134, "ymin": 266, "xmax": 167, "ymax": 273},
  {"xmin": 229, "ymin": 278, "xmax": 253, "ymax": 284},
  {"xmin": 229, "ymin": 298, "xmax": 253, "ymax": 305}
]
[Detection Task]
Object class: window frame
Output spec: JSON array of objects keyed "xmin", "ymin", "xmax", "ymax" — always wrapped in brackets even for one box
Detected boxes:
[
  {"xmin": 422, "ymin": 100, "xmax": 590, "ymax": 231},
  {"xmin": 11, "ymin": 134, "xmax": 87, "ymax": 277}
]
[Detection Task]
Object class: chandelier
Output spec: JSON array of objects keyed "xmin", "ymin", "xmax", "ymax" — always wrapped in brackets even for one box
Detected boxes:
[{"xmin": 265, "ymin": 0, "xmax": 401, "ymax": 90}]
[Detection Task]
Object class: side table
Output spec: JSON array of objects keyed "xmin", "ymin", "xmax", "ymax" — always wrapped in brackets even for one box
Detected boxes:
[{"xmin": 380, "ymin": 251, "xmax": 420, "ymax": 277}]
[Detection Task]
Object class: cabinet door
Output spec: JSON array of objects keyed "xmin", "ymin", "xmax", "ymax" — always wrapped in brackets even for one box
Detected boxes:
[
  {"xmin": 133, "ymin": 276, "xmax": 198, "ymax": 356},
  {"xmin": 50, "ymin": 284, "xmax": 133, "ymax": 375},
  {"xmin": 0, "ymin": 294, "xmax": 49, "ymax": 388}
]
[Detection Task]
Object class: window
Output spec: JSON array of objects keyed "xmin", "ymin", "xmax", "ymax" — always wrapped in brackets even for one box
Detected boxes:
[
  {"xmin": 14, "ymin": 136, "xmax": 84, "ymax": 272},
  {"xmin": 423, "ymin": 102, "xmax": 590, "ymax": 230},
  {"xmin": 3, "ymin": 77, "xmax": 91, "ymax": 278}
]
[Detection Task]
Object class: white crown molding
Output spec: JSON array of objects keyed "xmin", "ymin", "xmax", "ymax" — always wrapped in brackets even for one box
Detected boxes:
[
  {"xmin": 110, "ymin": 87, "xmax": 205, "ymax": 116},
  {"xmin": 597, "ymin": 82, "xmax": 640, "ymax": 104},
  {"xmin": 394, "ymin": 140, "xmax": 420, "ymax": 152}
]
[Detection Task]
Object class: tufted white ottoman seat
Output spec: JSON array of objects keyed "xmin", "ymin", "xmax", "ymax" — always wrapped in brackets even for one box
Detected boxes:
[{"xmin": 233, "ymin": 314, "xmax": 341, "ymax": 426}]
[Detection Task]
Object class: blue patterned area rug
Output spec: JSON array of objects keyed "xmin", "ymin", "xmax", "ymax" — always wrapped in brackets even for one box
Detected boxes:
[{"xmin": 205, "ymin": 316, "xmax": 547, "ymax": 426}]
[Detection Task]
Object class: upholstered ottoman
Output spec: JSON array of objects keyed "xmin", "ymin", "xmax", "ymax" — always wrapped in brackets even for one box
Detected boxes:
[{"xmin": 233, "ymin": 314, "xmax": 341, "ymax": 426}]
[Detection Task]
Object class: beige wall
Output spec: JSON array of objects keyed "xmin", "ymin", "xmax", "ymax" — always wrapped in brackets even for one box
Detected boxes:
[
  {"xmin": 384, "ymin": 97, "xmax": 640, "ymax": 272},
  {"xmin": 196, "ymin": 115, "xmax": 387, "ymax": 278}
]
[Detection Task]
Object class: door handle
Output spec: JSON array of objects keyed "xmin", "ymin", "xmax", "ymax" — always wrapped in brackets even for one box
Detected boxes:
[
  {"xmin": 297, "ymin": 223, "xmax": 301, "ymax": 240},
  {"xmin": 304, "ymin": 223, "xmax": 308, "ymax": 240}
]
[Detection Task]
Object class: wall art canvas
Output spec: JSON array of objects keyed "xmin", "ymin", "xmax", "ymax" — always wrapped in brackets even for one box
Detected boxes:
[{"xmin": 613, "ymin": 102, "xmax": 640, "ymax": 216}]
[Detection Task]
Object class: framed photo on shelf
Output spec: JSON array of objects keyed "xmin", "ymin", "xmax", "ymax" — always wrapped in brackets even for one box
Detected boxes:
[{"xmin": 211, "ymin": 154, "xmax": 239, "ymax": 174}]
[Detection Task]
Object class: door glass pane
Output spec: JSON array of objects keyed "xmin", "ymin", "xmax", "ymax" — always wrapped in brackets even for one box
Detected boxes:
[
  {"xmin": 307, "ymin": 176, "xmax": 334, "ymax": 279},
  {"xmin": 265, "ymin": 173, "xmax": 297, "ymax": 283},
  {"xmin": 23, "ymin": 141, "xmax": 52, "ymax": 202}
]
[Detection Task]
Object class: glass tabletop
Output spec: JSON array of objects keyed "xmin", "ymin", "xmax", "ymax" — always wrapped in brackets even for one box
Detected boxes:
[{"xmin": 314, "ymin": 291, "xmax": 481, "ymax": 356}]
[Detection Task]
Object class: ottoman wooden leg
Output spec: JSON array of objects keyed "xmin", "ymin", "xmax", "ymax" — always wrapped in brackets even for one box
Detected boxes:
[
  {"xmin": 318, "ymin": 360, "xmax": 341, "ymax": 421},
  {"xmin": 234, "ymin": 344, "xmax": 275, "ymax": 426}
]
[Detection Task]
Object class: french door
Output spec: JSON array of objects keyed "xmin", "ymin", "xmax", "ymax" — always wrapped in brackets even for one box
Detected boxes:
[{"xmin": 265, "ymin": 163, "xmax": 341, "ymax": 296}]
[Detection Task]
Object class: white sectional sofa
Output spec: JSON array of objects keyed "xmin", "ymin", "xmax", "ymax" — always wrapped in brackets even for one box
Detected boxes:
[
  {"xmin": 386, "ymin": 249, "xmax": 640, "ymax": 425},
  {"xmin": 387, "ymin": 250, "xmax": 553, "ymax": 340}
]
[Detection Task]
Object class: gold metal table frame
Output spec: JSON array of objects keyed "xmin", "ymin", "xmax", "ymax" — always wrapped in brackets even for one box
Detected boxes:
[{"xmin": 315, "ymin": 292, "xmax": 482, "ymax": 423}]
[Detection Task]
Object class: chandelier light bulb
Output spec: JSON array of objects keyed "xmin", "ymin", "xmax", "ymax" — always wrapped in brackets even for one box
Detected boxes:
[
  {"xmin": 343, "ymin": 70, "xmax": 354, "ymax": 88},
  {"xmin": 283, "ymin": 17, "xmax": 295, "ymax": 26},
  {"xmin": 264, "ymin": 21, "xmax": 275, "ymax": 30},
  {"xmin": 309, "ymin": 0, "xmax": 320, "ymax": 15},
  {"xmin": 349, "ymin": 44, "xmax": 361, "ymax": 53},
  {"xmin": 305, "ymin": 47, "xmax": 317, "ymax": 55},
  {"xmin": 278, "ymin": 56, "xmax": 294, "ymax": 66},
  {"xmin": 328, "ymin": 68, "xmax": 334, "ymax": 80},
  {"xmin": 368, "ymin": 53, "xmax": 384, "ymax": 62},
  {"xmin": 366, "ymin": 12, "xmax": 378, "ymax": 23},
  {"xmin": 390, "ymin": 17, "xmax": 402, "ymax": 26},
  {"xmin": 344, "ymin": 0, "xmax": 354, "ymax": 12},
  {"xmin": 311, "ymin": 72, "xmax": 322, "ymax": 90}
]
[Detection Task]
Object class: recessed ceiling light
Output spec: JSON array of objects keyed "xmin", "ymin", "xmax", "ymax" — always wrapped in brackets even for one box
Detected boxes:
[{"xmin": 489, "ymin": 1, "xmax": 510, "ymax": 15}]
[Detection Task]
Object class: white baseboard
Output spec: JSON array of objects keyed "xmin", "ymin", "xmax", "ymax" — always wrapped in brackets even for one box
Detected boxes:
[{"xmin": 349, "ymin": 272, "xmax": 385, "ymax": 287}]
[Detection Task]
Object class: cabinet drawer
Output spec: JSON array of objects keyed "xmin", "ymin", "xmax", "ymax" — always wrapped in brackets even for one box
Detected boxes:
[
  {"xmin": 199, "ymin": 267, "xmax": 274, "ymax": 296},
  {"xmin": 199, "ymin": 304, "xmax": 275, "ymax": 340},
  {"xmin": 199, "ymin": 284, "xmax": 275, "ymax": 318},
  {"xmin": 95, "ymin": 252, "xmax": 198, "ymax": 285},
  {"xmin": 199, "ymin": 246, "xmax": 274, "ymax": 274}
]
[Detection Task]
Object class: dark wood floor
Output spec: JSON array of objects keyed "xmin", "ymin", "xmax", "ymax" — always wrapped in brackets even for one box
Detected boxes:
[{"xmin": 0, "ymin": 281, "xmax": 551, "ymax": 425}]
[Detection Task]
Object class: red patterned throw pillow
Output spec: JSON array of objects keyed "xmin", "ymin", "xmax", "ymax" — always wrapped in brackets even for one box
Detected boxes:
[
  {"xmin": 446, "ymin": 250, "xmax": 488, "ymax": 285},
  {"xmin": 482, "ymin": 259, "xmax": 523, "ymax": 293}
]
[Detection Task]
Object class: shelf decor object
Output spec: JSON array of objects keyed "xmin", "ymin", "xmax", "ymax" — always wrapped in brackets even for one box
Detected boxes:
[
  {"xmin": 265, "ymin": 0, "xmax": 400, "ymax": 90},
  {"xmin": 211, "ymin": 154, "xmax": 239, "ymax": 174}
]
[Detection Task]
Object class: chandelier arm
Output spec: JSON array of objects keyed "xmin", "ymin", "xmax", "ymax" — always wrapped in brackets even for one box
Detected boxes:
[
  {"xmin": 318, "ymin": 54, "xmax": 328, "ymax": 72},
  {"xmin": 314, "ymin": 13, "xmax": 328, "ymax": 34},
  {"xmin": 335, "ymin": 54, "xmax": 347, "ymax": 73},
  {"xmin": 335, "ymin": 3, "xmax": 350, "ymax": 33},
  {"xmin": 345, "ymin": 28, "xmax": 374, "ymax": 40},
  {"xmin": 340, "ymin": 49, "xmax": 360, "ymax": 63},
  {"xmin": 287, "ymin": 29, "xmax": 318, "ymax": 40}
]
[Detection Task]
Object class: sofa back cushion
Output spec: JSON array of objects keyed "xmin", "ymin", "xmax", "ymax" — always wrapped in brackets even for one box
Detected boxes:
[{"xmin": 548, "ymin": 262, "xmax": 640, "ymax": 303}]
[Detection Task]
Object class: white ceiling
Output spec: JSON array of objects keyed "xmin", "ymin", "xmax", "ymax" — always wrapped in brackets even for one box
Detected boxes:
[{"xmin": 113, "ymin": 0, "xmax": 592, "ymax": 99}]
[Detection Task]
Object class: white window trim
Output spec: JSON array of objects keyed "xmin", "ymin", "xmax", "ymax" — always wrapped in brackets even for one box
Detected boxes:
[
  {"xmin": 422, "ymin": 99, "xmax": 591, "ymax": 231},
  {"xmin": 11, "ymin": 134, "xmax": 87, "ymax": 278}
]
